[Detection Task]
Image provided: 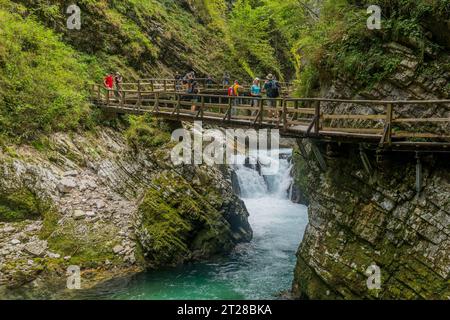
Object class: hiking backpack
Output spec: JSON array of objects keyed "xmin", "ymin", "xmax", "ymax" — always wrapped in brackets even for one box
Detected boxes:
[{"xmin": 267, "ymin": 80, "xmax": 280, "ymax": 98}]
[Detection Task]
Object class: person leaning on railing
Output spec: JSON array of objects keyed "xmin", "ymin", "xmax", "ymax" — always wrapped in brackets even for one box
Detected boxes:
[{"xmin": 206, "ymin": 75, "xmax": 214, "ymax": 89}]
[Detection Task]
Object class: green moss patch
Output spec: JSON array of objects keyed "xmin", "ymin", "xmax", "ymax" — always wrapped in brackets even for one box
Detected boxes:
[
  {"xmin": 138, "ymin": 171, "xmax": 234, "ymax": 268},
  {"xmin": 44, "ymin": 220, "xmax": 121, "ymax": 268},
  {"xmin": 0, "ymin": 188, "xmax": 47, "ymax": 222}
]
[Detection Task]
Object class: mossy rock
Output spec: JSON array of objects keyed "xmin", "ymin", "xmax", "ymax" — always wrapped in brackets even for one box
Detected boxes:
[
  {"xmin": 137, "ymin": 171, "xmax": 237, "ymax": 268},
  {"xmin": 43, "ymin": 219, "xmax": 121, "ymax": 268},
  {"xmin": 0, "ymin": 188, "xmax": 46, "ymax": 222}
]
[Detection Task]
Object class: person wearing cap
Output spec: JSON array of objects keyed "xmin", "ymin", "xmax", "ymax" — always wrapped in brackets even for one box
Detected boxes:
[{"xmin": 264, "ymin": 73, "xmax": 280, "ymax": 119}]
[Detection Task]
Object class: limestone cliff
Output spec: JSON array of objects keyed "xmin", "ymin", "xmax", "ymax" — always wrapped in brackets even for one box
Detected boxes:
[
  {"xmin": 0, "ymin": 123, "xmax": 251, "ymax": 295},
  {"xmin": 292, "ymin": 142, "xmax": 449, "ymax": 299},
  {"xmin": 291, "ymin": 41, "xmax": 450, "ymax": 299}
]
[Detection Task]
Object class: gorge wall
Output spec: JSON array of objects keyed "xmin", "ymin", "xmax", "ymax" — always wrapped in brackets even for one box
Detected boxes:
[
  {"xmin": 292, "ymin": 143, "xmax": 449, "ymax": 299},
  {"xmin": 291, "ymin": 38, "xmax": 450, "ymax": 299},
  {"xmin": 0, "ymin": 121, "xmax": 251, "ymax": 295}
]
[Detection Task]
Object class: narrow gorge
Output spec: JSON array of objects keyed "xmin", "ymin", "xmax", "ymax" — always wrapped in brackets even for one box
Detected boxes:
[{"xmin": 1, "ymin": 0, "xmax": 449, "ymax": 301}]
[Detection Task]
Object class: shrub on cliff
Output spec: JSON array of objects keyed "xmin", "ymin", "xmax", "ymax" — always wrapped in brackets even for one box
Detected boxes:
[{"xmin": 0, "ymin": 9, "xmax": 92, "ymax": 141}]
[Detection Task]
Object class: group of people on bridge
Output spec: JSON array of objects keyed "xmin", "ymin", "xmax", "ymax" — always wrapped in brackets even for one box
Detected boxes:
[
  {"xmin": 103, "ymin": 72, "xmax": 123, "ymax": 98},
  {"xmin": 173, "ymin": 71, "xmax": 282, "ymax": 111},
  {"xmin": 103, "ymin": 70, "xmax": 282, "ymax": 115}
]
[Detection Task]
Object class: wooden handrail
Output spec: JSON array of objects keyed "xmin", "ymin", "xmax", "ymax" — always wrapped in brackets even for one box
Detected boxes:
[{"xmin": 91, "ymin": 84, "xmax": 450, "ymax": 150}]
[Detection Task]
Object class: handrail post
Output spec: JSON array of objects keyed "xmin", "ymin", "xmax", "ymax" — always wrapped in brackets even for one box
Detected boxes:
[
  {"xmin": 154, "ymin": 92, "xmax": 160, "ymax": 112},
  {"xmin": 283, "ymin": 100, "xmax": 288, "ymax": 131},
  {"xmin": 150, "ymin": 80, "xmax": 154, "ymax": 92},
  {"xmin": 163, "ymin": 79, "xmax": 167, "ymax": 92},
  {"xmin": 314, "ymin": 100, "xmax": 321, "ymax": 135},
  {"xmin": 121, "ymin": 90, "xmax": 126, "ymax": 108},
  {"xmin": 106, "ymin": 87, "xmax": 110, "ymax": 105},
  {"xmin": 386, "ymin": 103, "xmax": 393, "ymax": 145},
  {"xmin": 201, "ymin": 96, "xmax": 205, "ymax": 119},
  {"xmin": 259, "ymin": 99, "xmax": 264, "ymax": 125},
  {"xmin": 176, "ymin": 94, "xmax": 181, "ymax": 116},
  {"xmin": 137, "ymin": 80, "xmax": 142, "ymax": 110}
]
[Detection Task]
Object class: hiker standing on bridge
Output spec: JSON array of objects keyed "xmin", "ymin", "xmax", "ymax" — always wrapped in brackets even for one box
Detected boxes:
[
  {"xmin": 103, "ymin": 73, "xmax": 114, "ymax": 98},
  {"xmin": 264, "ymin": 74, "xmax": 280, "ymax": 119},
  {"xmin": 187, "ymin": 76, "xmax": 200, "ymax": 112},
  {"xmin": 228, "ymin": 80, "xmax": 244, "ymax": 116},
  {"xmin": 175, "ymin": 71, "xmax": 182, "ymax": 91},
  {"xmin": 250, "ymin": 78, "xmax": 262, "ymax": 111},
  {"xmin": 114, "ymin": 72, "xmax": 123, "ymax": 100},
  {"xmin": 183, "ymin": 72, "xmax": 193, "ymax": 92},
  {"xmin": 223, "ymin": 72, "xmax": 231, "ymax": 88},
  {"xmin": 206, "ymin": 75, "xmax": 214, "ymax": 89}
]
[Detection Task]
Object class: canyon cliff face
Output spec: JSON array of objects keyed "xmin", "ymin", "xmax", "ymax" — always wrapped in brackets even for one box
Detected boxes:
[
  {"xmin": 292, "ymin": 41, "xmax": 450, "ymax": 300},
  {"xmin": 292, "ymin": 143, "xmax": 449, "ymax": 299},
  {"xmin": 0, "ymin": 124, "xmax": 251, "ymax": 295}
]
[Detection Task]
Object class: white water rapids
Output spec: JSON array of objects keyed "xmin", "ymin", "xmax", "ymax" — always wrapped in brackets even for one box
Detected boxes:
[{"xmin": 41, "ymin": 148, "xmax": 309, "ymax": 300}]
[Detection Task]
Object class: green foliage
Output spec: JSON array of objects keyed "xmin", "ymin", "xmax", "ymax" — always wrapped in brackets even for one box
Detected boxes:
[
  {"xmin": 0, "ymin": 8, "xmax": 92, "ymax": 141},
  {"xmin": 228, "ymin": 0, "xmax": 282, "ymax": 78},
  {"xmin": 292, "ymin": 149, "xmax": 310, "ymax": 203},
  {"xmin": 291, "ymin": 0, "xmax": 450, "ymax": 95},
  {"xmin": 125, "ymin": 115, "xmax": 172, "ymax": 149}
]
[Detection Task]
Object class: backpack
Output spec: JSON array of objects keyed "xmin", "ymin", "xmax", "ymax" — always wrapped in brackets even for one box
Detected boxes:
[
  {"xmin": 228, "ymin": 87, "xmax": 235, "ymax": 96},
  {"xmin": 267, "ymin": 80, "xmax": 280, "ymax": 98}
]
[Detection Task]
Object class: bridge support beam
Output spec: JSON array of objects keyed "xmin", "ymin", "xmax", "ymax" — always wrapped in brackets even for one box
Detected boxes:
[
  {"xmin": 296, "ymin": 139, "xmax": 312, "ymax": 171},
  {"xmin": 310, "ymin": 141, "xmax": 327, "ymax": 172},
  {"xmin": 416, "ymin": 152, "xmax": 423, "ymax": 195},
  {"xmin": 359, "ymin": 145, "xmax": 373, "ymax": 176}
]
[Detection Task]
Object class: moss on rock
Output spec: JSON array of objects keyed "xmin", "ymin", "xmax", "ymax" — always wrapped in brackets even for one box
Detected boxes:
[
  {"xmin": 0, "ymin": 188, "xmax": 48, "ymax": 222},
  {"xmin": 137, "ymin": 170, "xmax": 250, "ymax": 268}
]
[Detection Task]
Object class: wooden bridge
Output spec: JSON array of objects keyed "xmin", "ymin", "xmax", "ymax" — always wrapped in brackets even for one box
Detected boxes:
[
  {"xmin": 118, "ymin": 78, "xmax": 294, "ymax": 95},
  {"xmin": 91, "ymin": 82, "xmax": 450, "ymax": 152}
]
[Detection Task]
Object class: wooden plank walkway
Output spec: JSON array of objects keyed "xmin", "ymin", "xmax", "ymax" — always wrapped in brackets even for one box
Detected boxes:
[{"xmin": 91, "ymin": 84, "xmax": 450, "ymax": 152}]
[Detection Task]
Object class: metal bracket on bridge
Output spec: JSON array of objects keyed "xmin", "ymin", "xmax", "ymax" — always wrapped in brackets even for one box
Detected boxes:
[
  {"xmin": 416, "ymin": 152, "xmax": 423, "ymax": 195},
  {"xmin": 359, "ymin": 145, "xmax": 373, "ymax": 175},
  {"xmin": 296, "ymin": 139, "xmax": 312, "ymax": 171},
  {"xmin": 310, "ymin": 141, "xmax": 327, "ymax": 172}
]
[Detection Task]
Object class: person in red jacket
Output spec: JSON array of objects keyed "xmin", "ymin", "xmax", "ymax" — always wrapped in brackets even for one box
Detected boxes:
[{"xmin": 103, "ymin": 73, "xmax": 114, "ymax": 98}]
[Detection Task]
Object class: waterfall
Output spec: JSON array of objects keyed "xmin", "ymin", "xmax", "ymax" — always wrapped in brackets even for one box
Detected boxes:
[
  {"xmin": 65, "ymin": 148, "xmax": 309, "ymax": 300},
  {"xmin": 233, "ymin": 149, "xmax": 294, "ymax": 200}
]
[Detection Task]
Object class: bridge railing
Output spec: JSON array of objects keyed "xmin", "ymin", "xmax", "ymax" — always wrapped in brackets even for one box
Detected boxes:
[
  {"xmin": 91, "ymin": 84, "xmax": 450, "ymax": 148},
  {"xmin": 118, "ymin": 79, "xmax": 293, "ymax": 95}
]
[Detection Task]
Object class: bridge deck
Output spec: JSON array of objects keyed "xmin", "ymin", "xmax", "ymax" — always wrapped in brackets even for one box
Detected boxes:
[{"xmin": 91, "ymin": 84, "xmax": 450, "ymax": 152}]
